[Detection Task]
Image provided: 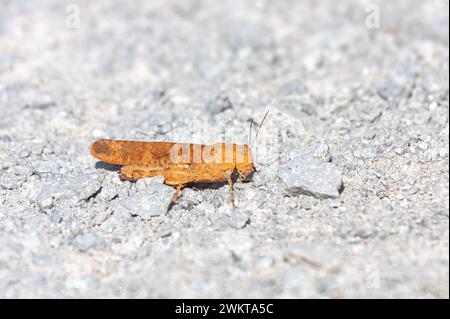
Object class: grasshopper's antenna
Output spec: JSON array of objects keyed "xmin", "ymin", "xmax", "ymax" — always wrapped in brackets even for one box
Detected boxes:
[
  {"xmin": 248, "ymin": 119, "xmax": 254, "ymax": 146},
  {"xmin": 250, "ymin": 109, "xmax": 270, "ymax": 149}
]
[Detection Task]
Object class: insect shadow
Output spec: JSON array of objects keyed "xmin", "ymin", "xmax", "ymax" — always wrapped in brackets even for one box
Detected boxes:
[{"xmin": 95, "ymin": 161, "xmax": 122, "ymax": 172}]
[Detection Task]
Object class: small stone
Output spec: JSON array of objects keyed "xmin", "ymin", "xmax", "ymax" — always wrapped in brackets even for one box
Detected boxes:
[
  {"xmin": 38, "ymin": 195, "xmax": 54, "ymax": 210},
  {"xmin": 30, "ymin": 144, "xmax": 44, "ymax": 155},
  {"xmin": 92, "ymin": 129, "xmax": 108, "ymax": 139},
  {"xmin": 32, "ymin": 254, "xmax": 57, "ymax": 267},
  {"xmin": 157, "ymin": 226, "xmax": 173, "ymax": 238},
  {"xmin": 362, "ymin": 108, "xmax": 383, "ymax": 123},
  {"xmin": 178, "ymin": 188, "xmax": 202, "ymax": 210},
  {"xmin": 377, "ymin": 78, "xmax": 405, "ymax": 101},
  {"xmin": 49, "ymin": 211, "xmax": 62, "ymax": 223},
  {"xmin": 438, "ymin": 147, "xmax": 449, "ymax": 158},
  {"xmin": 73, "ymin": 233, "xmax": 105, "ymax": 252},
  {"xmin": 0, "ymin": 159, "xmax": 15, "ymax": 170},
  {"xmin": 355, "ymin": 223, "xmax": 377, "ymax": 239},
  {"xmin": 414, "ymin": 113, "xmax": 431, "ymax": 125},
  {"xmin": 404, "ymin": 186, "xmax": 419, "ymax": 196},
  {"xmin": 305, "ymin": 143, "xmax": 331, "ymax": 162},
  {"xmin": 251, "ymin": 167, "xmax": 274, "ymax": 187},
  {"xmin": 212, "ymin": 209, "xmax": 250, "ymax": 230},
  {"xmin": 112, "ymin": 237, "xmax": 122, "ymax": 244},
  {"xmin": 17, "ymin": 149, "xmax": 31, "ymax": 159},
  {"xmin": 207, "ymin": 91, "xmax": 233, "ymax": 115},
  {"xmin": 123, "ymin": 177, "xmax": 175, "ymax": 219},
  {"xmin": 36, "ymin": 172, "xmax": 105, "ymax": 211},
  {"xmin": 32, "ymin": 161, "xmax": 60, "ymax": 175},
  {"xmin": 96, "ymin": 177, "xmax": 120, "ymax": 202},
  {"xmin": 212, "ymin": 185, "xmax": 233, "ymax": 208},
  {"xmin": 355, "ymin": 146, "xmax": 379, "ymax": 159},
  {"xmin": 278, "ymin": 79, "xmax": 308, "ymax": 95},
  {"xmin": 228, "ymin": 209, "xmax": 250, "ymax": 229},
  {"xmin": 12, "ymin": 165, "xmax": 33, "ymax": 177},
  {"xmin": 417, "ymin": 142, "xmax": 429, "ymax": 151},
  {"xmin": 329, "ymin": 200, "xmax": 340, "ymax": 209},
  {"xmin": 428, "ymin": 202, "xmax": 449, "ymax": 218},
  {"xmin": 0, "ymin": 172, "xmax": 25, "ymax": 190},
  {"xmin": 363, "ymin": 129, "xmax": 377, "ymax": 140},
  {"xmin": 342, "ymin": 150, "xmax": 354, "ymax": 162},
  {"xmin": 21, "ymin": 91, "xmax": 54, "ymax": 109},
  {"xmin": 136, "ymin": 175, "xmax": 164, "ymax": 190},
  {"xmin": 0, "ymin": 134, "xmax": 12, "ymax": 142},
  {"xmin": 42, "ymin": 145, "xmax": 54, "ymax": 154},
  {"xmin": 278, "ymin": 155, "xmax": 343, "ymax": 199},
  {"xmin": 299, "ymin": 197, "xmax": 314, "ymax": 210}
]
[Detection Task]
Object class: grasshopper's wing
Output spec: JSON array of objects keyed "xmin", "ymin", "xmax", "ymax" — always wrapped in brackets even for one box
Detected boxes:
[{"xmin": 90, "ymin": 139, "xmax": 181, "ymax": 166}]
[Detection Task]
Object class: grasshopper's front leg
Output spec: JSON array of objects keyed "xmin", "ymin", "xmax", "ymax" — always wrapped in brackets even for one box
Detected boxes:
[
  {"xmin": 172, "ymin": 184, "xmax": 185, "ymax": 204},
  {"xmin": 223, "ymin": 170, "xmax": 235, "ymax": 208}
]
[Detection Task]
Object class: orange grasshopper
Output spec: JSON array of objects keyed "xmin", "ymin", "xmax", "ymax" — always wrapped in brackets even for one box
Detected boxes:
[{"xmin": 90, "ymin": 112, "xmax": 268, "ymax": 207}]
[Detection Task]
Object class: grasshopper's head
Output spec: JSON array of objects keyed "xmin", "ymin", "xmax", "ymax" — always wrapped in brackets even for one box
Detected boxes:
[
  {"xmin": 235, "ymin": 144, "xmax": 254, "ymax": 182},
  {"xmin": 238, "ymin": 108, "xmax": 268, "ymax": 181}
]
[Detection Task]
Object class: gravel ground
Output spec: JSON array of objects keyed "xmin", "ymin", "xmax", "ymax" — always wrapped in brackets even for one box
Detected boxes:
[{"xmin": 0, "ymin": 0, "xmax": 448, "ymax": 298}]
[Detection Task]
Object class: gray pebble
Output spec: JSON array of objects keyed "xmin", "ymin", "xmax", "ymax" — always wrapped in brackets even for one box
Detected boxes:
[
  {"xmin": 0, "ymin": 159, "xmax": 15, "ymax": 170},
  {"xmin": 404, "ymin": 186, "xmax": 419, "ymax": 196},
  {"xmin": 157, "ymin": 226, "xmax": 173, "ymax": 238},
  {"xmin": 21, "ymin": 91, "xmax": 54, "ymax": 109},
  {"xmin": 299, "ymin": 197, "xmax": 314, "ymax": 210},
  {"xmin": 354, "ymin": 146, "xmax": 379, "ymax": 159},
  {"xmin": 17, "ymin": 149, "xmax": 31, "ymax": 159},
  {"xmin": 428, "ymin": 202, "xmax": 449, "ymax": 218},
  {"xmin": 32, "ymin": 161, "xmax": 60, "ymax": 175},
  {"xmin": 122, "ymin": 177, "xmax": 175, "ymax": 219},
  {"xmin": 36, "ymin": 172, "xmax": 105, "ymax": 211},
  {"xmin": 278, "ymin": 155, "xmax": 343, "ymax": 199},
  {"xmin": 207, "ymin": 91, "xmax": 233, "ymax": 115},
  {"xmin": 304, "ymin": 143, "xmax": 331, "ymax": 162},
  {"xmin": 377, "ymin": 78, "xmax": 406, "ymax": 101},
  {"xmin": 0, "ymin": 172, "xmax": 25, "ymax": 190},
  {"xmin": 228, "ymin": 209, "xmax": 250, "ymax": 229},
  {"xmin": 32, "ymin": 254, "xmax": 57, "ymax": 267},
  {"xmin": 49, "ymin": 211, "xmax": 63, "ymax": 223},
  {"xmin": 211, "ymin": 209, "xmax": 250, "ymax": 230},
  {"xmin": 355, "ymin": 223, "xmax": 377, "ymax": 239},
  {"xmin": 73, "ymin": 233, "xmax": 105, "ymax": 252},
  {"xmin": 136, "ymin": 175, "xmax": 164, "ymax": 190},
  {"xmin": 178, "ymin": 188, "xmax": 202, "ymax": 210}
]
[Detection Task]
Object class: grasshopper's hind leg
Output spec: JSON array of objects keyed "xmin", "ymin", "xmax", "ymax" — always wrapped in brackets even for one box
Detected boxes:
[{"xmin": 120, "ymin": 165, "xmax": 162, "ymax": 181}]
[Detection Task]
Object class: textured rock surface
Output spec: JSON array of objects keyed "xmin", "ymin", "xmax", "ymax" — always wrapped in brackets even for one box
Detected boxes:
[
  {"xmin": 36, "ymin": 172, "xmax": 105, "ymax": 210},
  {"xmin": 122, "ymin": 177, "xmax": 175, "ymax": 219},
  {"xmin": 278, "ymin": 155, "xmax": 343, "ymax": 198},
  {"xmin": 0, "ymin": 0, "xmax": 448, "ymax": 298}
]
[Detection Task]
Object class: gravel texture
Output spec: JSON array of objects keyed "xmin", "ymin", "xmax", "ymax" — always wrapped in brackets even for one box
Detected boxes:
[
  {"xmin": 0, "ymin": 0, "xmax": 448, "ymax": 298},
  {"xmin": 278, "ymin": 155, "xmax": 343, "ymax": 198}
]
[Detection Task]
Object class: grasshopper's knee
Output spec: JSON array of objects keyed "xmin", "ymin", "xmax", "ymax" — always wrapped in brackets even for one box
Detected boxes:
[
  {"xmin": 120, "ymin": 166, "xmax": 137, "ymax": 180},
  {"xmin": 120, "ymin": 165, "xmax": 158, "ymax": 181}
]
